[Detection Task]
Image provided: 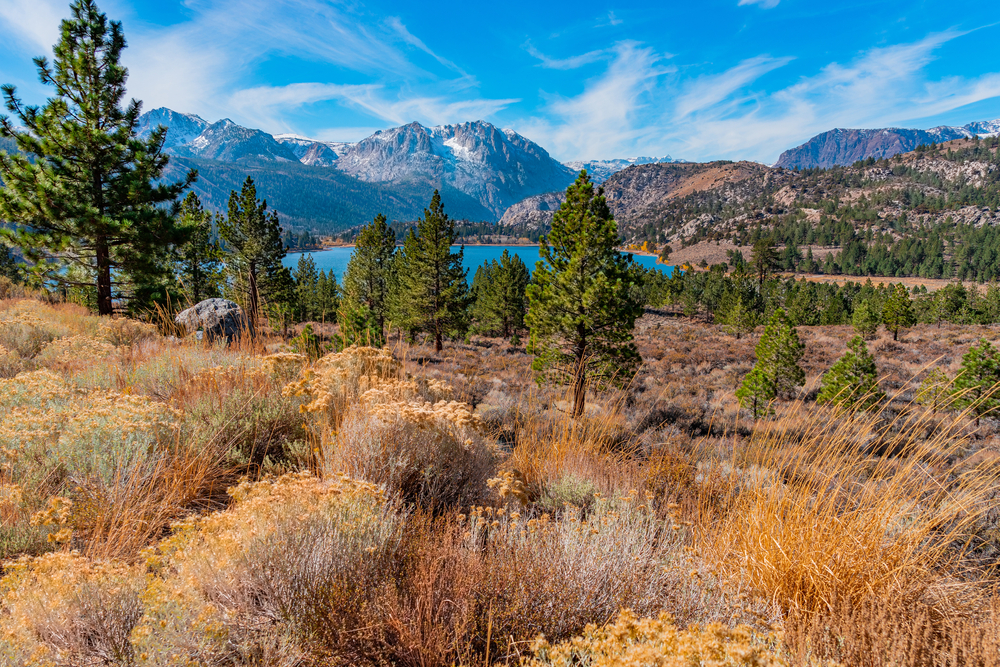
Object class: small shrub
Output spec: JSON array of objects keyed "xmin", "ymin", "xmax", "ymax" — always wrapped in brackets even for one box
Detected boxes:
[{"xmin": 527, "ymin": 609, "xmax": 786, "ymax": 667}]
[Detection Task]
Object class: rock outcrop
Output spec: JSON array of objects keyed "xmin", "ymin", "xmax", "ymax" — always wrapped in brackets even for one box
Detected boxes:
[{"xmin": 175, "ymin": 299, "xmax": 248, "ymax": 340}]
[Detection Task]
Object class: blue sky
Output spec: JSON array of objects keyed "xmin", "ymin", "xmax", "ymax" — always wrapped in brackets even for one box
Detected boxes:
[{"xmin": 2, "ymin": 0, "xmax": 999, "ymax": 163}]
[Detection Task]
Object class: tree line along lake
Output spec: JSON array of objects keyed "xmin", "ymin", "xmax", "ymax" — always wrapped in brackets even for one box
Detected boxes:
[{"xmin": 283, "ymin": 245, "xmax": 675, "ymax": 281}]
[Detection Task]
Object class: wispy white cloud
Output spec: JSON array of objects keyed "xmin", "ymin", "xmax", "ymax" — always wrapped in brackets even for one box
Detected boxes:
[
  {"xmin": 674, "ymin": 54, "xmax": 794, "ymax": 118},
  {"xmin": 0, "ymin": 0, "xmax": 62, "ymax": 52},
  {"xmin": 229, "ymin": 81, "xmax": 519, "ymax": 133},
  {"xmin": 385, "ymin": 16, "xmax": 467, "ymax": 76},
  {"xmin": 524, "ymin": 42, "xmax": 607, "ymax": 69},
  {"xmin": 515, "ymin": 41, "xmax": 671, "ymax": 160},
  {"xmin": 738, "ymin": 0, "xmax": 781, "ymax": 9},
  {"xmin": 519, "ymin": 28, "xmax": 1000, "ymax": 163},
  {"xmin": 605, "ymin": 11, "xmax": 623, "ymax": 26}
]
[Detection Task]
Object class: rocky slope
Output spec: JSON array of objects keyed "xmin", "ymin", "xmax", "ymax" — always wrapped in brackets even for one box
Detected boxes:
[{"xmin": 776, "ymin": 120, "xmax": 1000, "ymax": 169}]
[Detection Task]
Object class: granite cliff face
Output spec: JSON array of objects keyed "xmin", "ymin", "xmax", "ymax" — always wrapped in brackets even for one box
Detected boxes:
[
  {"xmin": 335, "ymin": 121, "xmax": 576, "ymax": 218},
  {"xmin": 775, "ymin": 120, "xmax": 1000, "ymax": 169},
  {"xmin": 136, "ymin": 108, "xmax": 208, "ymax": 150}
]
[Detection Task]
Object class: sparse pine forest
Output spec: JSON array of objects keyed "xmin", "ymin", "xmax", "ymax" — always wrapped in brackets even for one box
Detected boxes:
[{"xmin": 3, "ymin": 2, "xmax": 1000, "ymax": 667}]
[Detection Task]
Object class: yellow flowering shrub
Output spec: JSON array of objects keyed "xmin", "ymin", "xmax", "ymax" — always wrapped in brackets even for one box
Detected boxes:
[
  {"xmin": 96, "ymin": 317, "xmax": 159, "ymax": 348},
  {"xmin": 527, "ymin": 609, "xmax": 786, "ymax": 667},
  {"xmin": 0, "ymin": 370, "xmax": 181, "ymax": 551},
  {"xmin": 0, "ymin": 551, "xmax": 144, "ymax": 667},
  {"xmin": 35, "ymin": 334, "xmax": 118, "ymax": 371},
  {"xmin": 331, "ymin": 397, "xmax": 497, "ymax": 506},
  {"xmin": 282, "ymin": 345, "xmax": 402, "ymax": 417},
  {"xmin": 137, "ymin": 472, "xmax": 403, "ymax": 656},
  {"xmin": 0, "ymin": 301, "xmax": 65, "ymax": 358}
]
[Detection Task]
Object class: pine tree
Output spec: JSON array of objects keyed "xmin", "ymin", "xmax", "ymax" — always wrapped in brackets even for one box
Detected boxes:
[
  {"xmin": 394, "ymin": 192, "xmax": 468, "ymax": 352},
  {"xmin": 218, "ymin": 177, "xmax": 286, "ymax": 330},
  {"xmin": 317, "ymin": 270, "xmax": 340, "ymax": 323},
  {"xmin": 722, "ymin": 294, "xmax": 760, "ymax": 340},
  {"xmin": 817, "ymin": 336, "xmax": 884, "ymax": 411},
  {"xmin": 736, "ymin": 308, "xmax": 805, "ymax": 419},
  {"xmin": 0, "ymin": 242, "xmax": 20, "ymax": 282},
  {"xmin": 176, "ymin": 192, "xmax": 222, "ymax": 305},
  {"xmin": 341, "ymin": 213, "xmax": 396, "ymax": 340},
  {"xmin": 735, "ymin": 366, "xmax": 775, "ymax": 420},
  {"xmin": 852, "ymin": 298, "xmax": 881, "ymax": 339},
  {"xmin": 0, "ymin": 0, "xmax": 195, "ymax": 315},
  {"xmin": 750, "ymin": 238, "xmax": 779, "ymax": 288},
  {"xmin": 881, "ymin": 283, "xmax": 915, "ymax": 341},
  {"xmin": 470, "ymin": 250, "xmax": 529, "ymax": 339},
  {"xmin": 292, "ymin": 253, "xmax": 319, "ymax": 321},
  {"xmin": 526, "ymin": 171, "xmax": 643, "ymax": 418},
  {"xmin": 953, "ymin": 339, "xmax": 1000, "ymax": 426}
]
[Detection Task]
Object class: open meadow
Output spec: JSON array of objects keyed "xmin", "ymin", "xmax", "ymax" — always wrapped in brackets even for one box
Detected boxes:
[{"xmin": 2, "ymin": 287, "xmax": 1000, "ymax": 666}]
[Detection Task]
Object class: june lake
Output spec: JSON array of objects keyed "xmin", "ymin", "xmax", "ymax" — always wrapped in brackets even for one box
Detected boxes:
[{"xmin": 283, "ymin": 245, "xmax": 674, "ymax": 281}]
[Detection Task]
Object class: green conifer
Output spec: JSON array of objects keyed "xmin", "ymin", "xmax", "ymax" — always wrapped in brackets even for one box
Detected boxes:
[
  {"xmin": 470, "ymin": 250, "xmax": 529, "ymax": 339},
  {"xmin": 736, "ymin": 308, "xmax": 805, "ymax": 419},
  {"xmin": 526, "ymin": 171, "xmax": 643, "ymax": 418},
  {"xmin": 852, "ymin": 299, "xmax": 881, "ymax": 339},
  {"xmin": 292, "ymin": 253, "xmax": 319, "ymax": 321},
  {"xmin": 817, "ymin": 336, "xmax": 884, "ymax": 411},
  {"xmin": 0, "ymin": 0, "xmax": 196, "ymax": 314},
  {"xmin": 341, "ymin": 214, "xmax": 396, "ymax": 341},
  {"xmin": 218, "ymin": 177, "xmax": 286, "ymax": 330},
  {"xmin": 881, "ymin": 283, "xmax": 915, "ymax": 341},
  {"xmin": 953, "ymin": 339, "xmax": 1000, "ymax": 425},
  {"xmin": 176, "ymin": 192, "xmax": 222, "ymax": 305},
  {"xmin": 394, "ymin": 192, "xmax": 468, "ymax": 352},
  {"xmin": 735, "ymin": 366, "xmax": 775, "ymax": 420}
]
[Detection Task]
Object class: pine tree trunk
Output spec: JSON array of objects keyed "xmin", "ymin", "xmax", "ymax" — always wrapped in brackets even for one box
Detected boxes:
[
  {"xmin": 248, "ymin": 263, "xmax": 259, "ymax": 334},
  {"xmin": 893, "ymin": 327, "xmax": 898, "ymax": 341},
  {"xmin": 435, "ymin": 330, "xmax": 443, "ymax": 353},
  {"xmin": 572, "ymin": 356, "xmax": 587, "ymax": 418},
  {"xmin": 96, "ymin": 238, "xmax": 113, "ymax": 316}
]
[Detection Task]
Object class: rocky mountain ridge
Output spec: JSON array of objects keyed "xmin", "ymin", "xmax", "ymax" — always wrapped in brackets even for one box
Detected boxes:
[
  {"xmin": 776, "ymin": 119, "xmax": 1000, "ymax": 169},
  {"xmin": 138, "ymin": 109, "xmax": 578, "ymax": 220}
]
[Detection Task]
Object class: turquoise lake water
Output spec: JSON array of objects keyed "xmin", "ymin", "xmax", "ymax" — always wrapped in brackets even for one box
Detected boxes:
[{"xmin": 283, "ymin": 245, "xmax": 674, "ymax": 281}]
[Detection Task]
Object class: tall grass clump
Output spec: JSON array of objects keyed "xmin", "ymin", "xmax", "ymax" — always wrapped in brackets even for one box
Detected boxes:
[{"xmin": 706, "ymin": 396, "xmax": 1000, "ymax": 663}]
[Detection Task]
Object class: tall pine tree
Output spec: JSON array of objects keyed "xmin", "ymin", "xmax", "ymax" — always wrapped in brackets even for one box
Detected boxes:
[
  {"xmin": 881, "ymin": 283, "xmax": 915, "ymax": 341},
  {"xmin": 470, "ymin": 249, "xmax": 529, "ymax": 339},
  {"xmin": 526, "ymin": 171, "xmax": 643, "ymax": 418},
  {"xmin": 341, "ymin": 213, "xmax": 396, "ymax": 341},
  {"xmin": 292, "ymin": 253, "xmax": 319, "ymax": 322},
  {"xmin": 176, "ymin": 192, "xmax": 222, "ymax": 305},
  {"xmin": 218, "ymin": 177, "xmax": 286, "ymax": 330},
  {"xmin": 0, "ymin": 0, "xmax": 195, "ymax": 314},
  {"xmin": 394, "ymin": 192, "xmax": 468, "ymax": 352},
  {"xmin": 736, "ymin": 308, "xmax": 805, "ymax": 419}
]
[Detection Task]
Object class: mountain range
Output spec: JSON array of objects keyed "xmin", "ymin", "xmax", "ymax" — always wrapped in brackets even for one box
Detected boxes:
[
  {"xmin": 775, "ymin": 120, "xmax": 1000, "ymax": 169},
  {"xmin": 137, "ymin": 108, "xmax": 680, "ymax": 227}
]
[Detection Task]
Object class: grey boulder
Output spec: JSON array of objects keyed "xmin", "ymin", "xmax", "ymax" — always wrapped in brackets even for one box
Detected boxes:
[{"xmin": 175, "ymin": 298, "xmax": 248, "ymax": 340}]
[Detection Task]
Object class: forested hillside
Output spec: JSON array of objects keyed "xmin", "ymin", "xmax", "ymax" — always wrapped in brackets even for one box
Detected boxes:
[{"xmin": 615, "ymin": 137, "xmax": 1000, "ymax": 281}]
